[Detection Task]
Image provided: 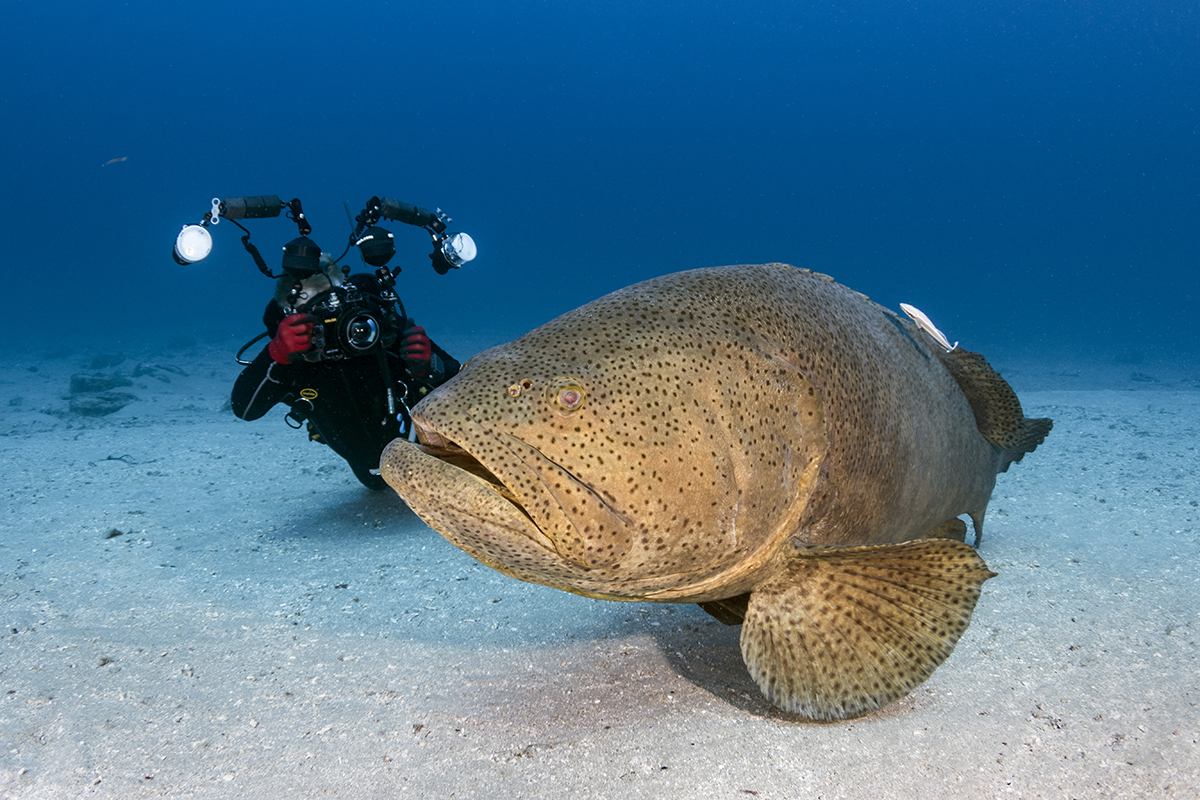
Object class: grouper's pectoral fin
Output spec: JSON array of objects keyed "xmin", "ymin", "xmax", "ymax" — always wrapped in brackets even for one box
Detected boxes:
[{"xmin": 739, "ymin": 539, "xmax": 995, "ymax": 721}]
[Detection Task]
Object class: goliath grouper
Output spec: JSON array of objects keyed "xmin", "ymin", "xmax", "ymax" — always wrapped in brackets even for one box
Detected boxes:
[{"xmin": 381, "ymin": 263, "xmax": 1051, "ymax": 720}]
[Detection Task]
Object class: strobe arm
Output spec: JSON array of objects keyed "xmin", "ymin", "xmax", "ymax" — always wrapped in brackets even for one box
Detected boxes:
[
  {"xmin": 372, "ymin": 197, "xmax": 447, "ymax": 235},
  {"xmin": 220, "ymin": 196, "xmax": 286, "ymax": 220}
]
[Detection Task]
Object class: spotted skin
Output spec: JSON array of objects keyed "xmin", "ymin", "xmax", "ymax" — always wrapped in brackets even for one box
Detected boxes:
[{"xmin": 382, "ymin": 263, "xmax": 1050, "ymax": 719}]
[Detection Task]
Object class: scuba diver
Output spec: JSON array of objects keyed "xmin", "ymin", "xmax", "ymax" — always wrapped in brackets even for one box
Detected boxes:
[
  {"xmin": 173, "ymin": 194, "xmax": 476, "ymax": 489},
  {"xmin": 229, "ymin": 261, "xmax": 460, "ymax": 489}
]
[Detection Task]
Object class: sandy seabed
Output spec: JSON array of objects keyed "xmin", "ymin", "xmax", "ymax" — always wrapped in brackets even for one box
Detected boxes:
[{"xmin": 0, "ymin": 339, "xmax": 1197, "ymax": 799}]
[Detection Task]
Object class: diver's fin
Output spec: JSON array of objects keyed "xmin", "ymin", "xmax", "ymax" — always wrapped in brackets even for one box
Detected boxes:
[
  {"xmin": 936, "ymin": 347, "xmax": 1052, "ymax": 470},
  {"xmin": 740, "ymin": 539, "xmax": 995, "ymax": 720}
]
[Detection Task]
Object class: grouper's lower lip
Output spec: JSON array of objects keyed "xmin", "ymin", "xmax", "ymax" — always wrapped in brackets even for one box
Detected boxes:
[{"xmin": 381, "ymin": 422, "xmax": 542, "ymax": 546}]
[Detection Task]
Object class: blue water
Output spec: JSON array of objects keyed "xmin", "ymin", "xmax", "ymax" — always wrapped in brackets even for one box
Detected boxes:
[{"xmin": 1, "ymin": 0, "xmax": 1196, "ymax": 367}]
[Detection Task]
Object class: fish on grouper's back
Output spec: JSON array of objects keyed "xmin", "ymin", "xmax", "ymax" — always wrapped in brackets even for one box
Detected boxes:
[{"xmin": 381, "ymin": 263, "xmax": 1052, "ymax": 720}]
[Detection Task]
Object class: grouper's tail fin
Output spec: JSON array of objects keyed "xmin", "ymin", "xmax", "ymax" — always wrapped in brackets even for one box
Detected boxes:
[{"xmin": 937, "ymin": 347, "xmax": 1052, "ymax": 472}]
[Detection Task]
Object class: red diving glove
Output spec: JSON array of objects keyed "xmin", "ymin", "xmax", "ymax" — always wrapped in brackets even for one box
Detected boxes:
[
  {"xmin": 400, "ymin": 325, "xmax": 432, "ymax": 377},
  {"xmin": 268, "ymin": 313, "xmax": 316, "ymax": 364}
]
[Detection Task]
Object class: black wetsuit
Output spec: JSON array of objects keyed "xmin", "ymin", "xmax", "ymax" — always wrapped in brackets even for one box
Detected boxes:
[{"xmin": 230, "ymin": 275, "xmax": 460, "ymax": 489}]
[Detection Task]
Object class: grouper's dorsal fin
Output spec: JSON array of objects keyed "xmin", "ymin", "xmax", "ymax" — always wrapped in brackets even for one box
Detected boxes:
[
  {"xmin": 936, "ymin": 347, "xmax": 1053, "ymax": 470},
  {"xmin": 739, "ymin": 540, "xmax": 995, "ymax": 720}
]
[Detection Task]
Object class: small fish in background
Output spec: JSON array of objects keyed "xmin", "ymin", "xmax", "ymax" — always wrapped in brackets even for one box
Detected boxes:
[{"xmin": 102, "ymin": 156, "xmax": 128, "ymax": 166}]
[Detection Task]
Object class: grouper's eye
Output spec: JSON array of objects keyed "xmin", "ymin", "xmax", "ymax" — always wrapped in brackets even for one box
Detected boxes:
[{"xmin": 547, "ymin": 377, "xmax": 586, "ymax": 415}]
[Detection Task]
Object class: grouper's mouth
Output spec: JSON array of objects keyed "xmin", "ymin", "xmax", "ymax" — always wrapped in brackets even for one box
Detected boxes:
[
  {"xmin": 383, "ymin": 411, "xmax": 634, "ymax": 574},
  {"xmin": 406, "ymin": 419, "xmax": 528, "ymax": 514},
  {"xmin": 382, "ymin": 411, "xmax": 600, "ymax": 579}
]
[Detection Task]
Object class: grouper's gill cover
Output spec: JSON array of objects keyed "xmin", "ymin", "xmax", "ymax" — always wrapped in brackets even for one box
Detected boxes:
[{"xmin": 382, "ymin": 263, "xmax": 1051, "ymax": 720}]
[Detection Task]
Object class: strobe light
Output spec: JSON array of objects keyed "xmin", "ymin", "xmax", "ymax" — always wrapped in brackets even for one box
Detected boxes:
[{"xmin": 173, "ymin": 224, "xmax": 213, "ymax": 265}]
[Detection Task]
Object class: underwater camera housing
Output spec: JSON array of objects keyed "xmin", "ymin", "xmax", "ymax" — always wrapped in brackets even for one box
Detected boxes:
[
  {"xmin": 291, "ymin": 275, "xmax": 405, "ymax": 363},
  {"xmin": 172, "ymin": 194, "xmax": 476, "ymax": 363}
]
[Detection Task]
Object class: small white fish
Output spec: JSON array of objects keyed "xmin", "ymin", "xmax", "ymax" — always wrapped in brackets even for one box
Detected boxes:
[
  {"xmin": 102, "ymin": 156, "xmax": 128, "ymax": 167},
  {"xmin": 900, "ymin": 302, "xmax": 958, "ymax": 352}
]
